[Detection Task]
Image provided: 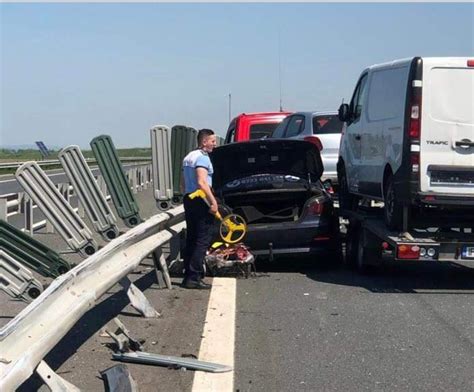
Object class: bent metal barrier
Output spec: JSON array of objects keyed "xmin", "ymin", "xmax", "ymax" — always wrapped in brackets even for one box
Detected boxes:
[
  {"xmin": 0, "ymin": 205, "xmax": 185, "ymax": 391},
  {"xmin": 151, "ymin": 125, "xmax": 174, "ymax": 211},
  {"xmin": 58, "ymin": 145, "xmax": 120, "ymax": 241},
  {"xmin": 90, "ymin": 135, "xmax": 142, "ymax": 228},
  {"xmin": 15, "ymin": 162, "xmax": 98, "ymax": 257}
]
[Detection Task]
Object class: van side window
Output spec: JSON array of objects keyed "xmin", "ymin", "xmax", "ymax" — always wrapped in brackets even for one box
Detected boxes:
[
  {"xmin": 284, "ymin": 115, "xmax": 305, "ymax": 137},
  {"xmin": 350, "ymin": 74, "xmax": 368, "ymax": 123},
  {"xmin": 367, "ymin": 67, "xmax": 409, "ymax": 121}
]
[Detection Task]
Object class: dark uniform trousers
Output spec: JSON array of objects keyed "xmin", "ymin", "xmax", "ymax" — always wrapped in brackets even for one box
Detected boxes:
[{"xmin": 183, "ymin": 195, "xmax": 215, "ymax": 282}]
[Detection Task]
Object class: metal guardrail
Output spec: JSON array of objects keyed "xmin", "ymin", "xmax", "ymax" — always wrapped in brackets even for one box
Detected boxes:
[
  {"xmin": 0, "ymin": 206, "xmax": 185, "ymax": 391},
  {"xmin": 0, "ymin": 157, "xmax": 152, "ymax": 171}
]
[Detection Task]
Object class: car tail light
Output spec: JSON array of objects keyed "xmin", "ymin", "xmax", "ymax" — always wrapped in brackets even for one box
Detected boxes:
[
  {"xmin": 397, "ymin": 244, "xmax": 420, "ymax": 259},
  {"xmin": 468, "ymin": 60, "xmax": 474, "ymax": 67},
  {"xmin": 304, "ymin": 136, "xmax": 323, "ymax": 151},
  {"xmin": 307, "ymin": 199, "xmax": 324, "ymax": 215}
]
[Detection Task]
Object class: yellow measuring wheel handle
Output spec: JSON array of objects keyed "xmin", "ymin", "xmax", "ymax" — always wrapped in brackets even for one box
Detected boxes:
[{"xmin": 188, "ymin": 189, "xmax": 247, "ymax": 243}]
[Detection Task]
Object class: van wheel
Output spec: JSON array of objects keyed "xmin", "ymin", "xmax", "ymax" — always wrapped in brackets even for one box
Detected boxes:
[
  {"xmin": 338, "ymin": 166, "xmax": 358, "ymax": 211},
  {"xmin": 384, "ymin": 176, "xmax": 403, "ymax": 230}
]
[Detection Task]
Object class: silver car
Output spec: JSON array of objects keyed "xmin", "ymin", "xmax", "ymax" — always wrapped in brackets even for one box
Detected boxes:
[{"xmin": 270, "ymin": 111, "xmax": 343, "ymax": 182}]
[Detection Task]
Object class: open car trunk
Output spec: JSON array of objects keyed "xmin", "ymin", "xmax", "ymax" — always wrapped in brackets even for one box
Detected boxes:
[
  {"xmin": 223, "ymin": 188, "xmax": 325, "ymax": 224},
  {"xmin": 211, "ymin": 140, "xmax": 325, "ymax": 224}
]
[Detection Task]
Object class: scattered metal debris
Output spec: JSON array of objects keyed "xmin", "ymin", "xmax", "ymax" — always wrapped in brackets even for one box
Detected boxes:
[
  {"xmin": 100, "ymin": 364, "xmax": 138, "ymax": 392},
  {"xmin": 112, "ymin": 351, "xmax": 232, "ymax": 373},
  {"xmin": 106, "ymin": 318, "xmax": 232, "ymax": 373}
]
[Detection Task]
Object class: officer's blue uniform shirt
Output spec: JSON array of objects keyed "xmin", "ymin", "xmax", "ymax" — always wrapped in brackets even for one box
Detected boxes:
[{"xmin": 182, "ymin": 149, "xmax": 213, "ymax": 194}]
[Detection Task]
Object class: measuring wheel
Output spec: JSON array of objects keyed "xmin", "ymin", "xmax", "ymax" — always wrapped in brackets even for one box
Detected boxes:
[{"xmin": 219, "ymin": 214, "xmax": 247, "ymax": 244}]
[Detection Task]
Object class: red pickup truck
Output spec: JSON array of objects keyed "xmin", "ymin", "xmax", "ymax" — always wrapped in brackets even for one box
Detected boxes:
[{"xmin": 224, "ymin": 112, "xmax": 291, "ymax": 143}]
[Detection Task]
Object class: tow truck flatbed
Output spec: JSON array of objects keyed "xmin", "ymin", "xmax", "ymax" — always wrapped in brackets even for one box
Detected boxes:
[{"xmin": 340, "ymin": 206, "xmax": 474, "ymax": 271}]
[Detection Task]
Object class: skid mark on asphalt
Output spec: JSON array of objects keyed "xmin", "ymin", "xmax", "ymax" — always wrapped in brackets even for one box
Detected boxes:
[{"xmin": 192, "ymin": 278, "xmax": 236, "ymax": 392}]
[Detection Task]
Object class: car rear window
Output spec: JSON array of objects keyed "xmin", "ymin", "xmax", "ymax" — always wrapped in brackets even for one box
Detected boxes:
[
  {"xmin": 249, "ymin": 123, "xmax": 280, "ymax": 139},
  {"xmin": 312, "ymin": 115, "xmax": 344, "ymax": 134}
]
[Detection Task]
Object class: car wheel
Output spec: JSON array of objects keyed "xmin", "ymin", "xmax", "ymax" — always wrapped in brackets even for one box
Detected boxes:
[
  {"xmin": 383, "ymin": 176, "xmax": 403, "ymax": 230},
  {"xmin": 338, "ymin": 166, "xmax": 358, "ymax": 211}
]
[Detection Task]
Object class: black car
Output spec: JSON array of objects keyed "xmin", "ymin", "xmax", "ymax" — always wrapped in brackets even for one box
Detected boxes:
[{"xmin": 211, "ymin": 139, "xmax": 340, "ymax": 260}]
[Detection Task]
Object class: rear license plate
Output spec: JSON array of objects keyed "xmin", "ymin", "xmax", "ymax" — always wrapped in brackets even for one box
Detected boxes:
[{"xmin": 461, "ymin": 246, "xmax": 474, "ymax": 259}]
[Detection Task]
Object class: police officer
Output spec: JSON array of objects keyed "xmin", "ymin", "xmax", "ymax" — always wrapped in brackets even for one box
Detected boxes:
[{"xmin": 181, "ymin": 129, "xmax": 218, "ymax": 289}]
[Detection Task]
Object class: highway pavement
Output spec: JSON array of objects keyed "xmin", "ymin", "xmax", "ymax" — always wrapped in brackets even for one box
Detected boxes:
[{"xmin": 1, "ymin": 187, "xmax": 473, "ymax": 391}]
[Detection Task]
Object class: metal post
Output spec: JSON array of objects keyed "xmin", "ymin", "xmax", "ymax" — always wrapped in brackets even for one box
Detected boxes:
[
  {"xmin": 152, "ymin": 247, "xmax": 172, "ymax": 289},
  {"xmin": 132, "ymin": 168, "xmax": 138, "ymax": 194},
  {"xmin": 24, "ymin": 195, "xmax": 33, "ymax": 235},
  {"xmin": 0, "ymin": 197, "xmax": 7, "ymax": 221}
]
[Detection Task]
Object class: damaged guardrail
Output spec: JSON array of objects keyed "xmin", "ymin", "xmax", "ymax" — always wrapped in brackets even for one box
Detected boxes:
[
  {"xmin": 0, "ymin": 250, "xmax": 44, "ymax": 302},
  {"xmin": 15, "ymin": 162, "xmax": 98, "ymax": 257},
  {"xmin": 91, "ymin": 135, "xmax": 142, "ymax": 228},
  {"xmin": 151, "ymin": 125, "xmax": 174, "ymax": 211},
  {"xmin": 0, "ymin": 205, "xmax": 185, "ymax": 391},
  {"xmin": 58, "ymin": 145, "xmax": 120, "ymax": 241},
  {"xmin": 0, "ymin": 220, "xmax": 71, "ymax": 278}
]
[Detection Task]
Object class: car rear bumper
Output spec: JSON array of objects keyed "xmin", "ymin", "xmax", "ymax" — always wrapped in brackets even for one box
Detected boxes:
[
  {"xmin": 243, "ymin": 220, "xmax": 338, "ymax": 253},
  {"xmin": 417, "ymin": 192, "xmax": 474, "ymax": 206}
]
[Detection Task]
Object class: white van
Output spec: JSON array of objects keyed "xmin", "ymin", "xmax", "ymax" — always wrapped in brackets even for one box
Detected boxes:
[{"xmin": 337, "ymin": 57, "xmax": 474, "ymax": 229}]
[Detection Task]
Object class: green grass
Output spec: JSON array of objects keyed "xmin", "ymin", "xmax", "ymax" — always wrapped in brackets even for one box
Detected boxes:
[{"xmin": 0, "ymin": 147, "xmax": 152, "ymax": 175}]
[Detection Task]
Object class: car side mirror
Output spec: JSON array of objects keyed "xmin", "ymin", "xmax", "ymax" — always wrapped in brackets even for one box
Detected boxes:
[{"xmin": 338, "ymin": 103, "xmax": 350, "ymax": 122}]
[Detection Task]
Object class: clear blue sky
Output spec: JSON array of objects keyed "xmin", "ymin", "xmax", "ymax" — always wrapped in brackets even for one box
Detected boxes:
[{"xmin": 1, "ymin": 3, "xmax": 473, "ymax": 149}]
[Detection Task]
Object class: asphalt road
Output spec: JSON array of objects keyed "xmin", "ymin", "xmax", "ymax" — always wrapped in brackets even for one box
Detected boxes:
[
  {"xmin": 235, "ymin": 258, "xmax": 474, "ymax": 392},
  {"xmin": 2, "ymin": 184, "xmax": 474, "ymax": 391}
]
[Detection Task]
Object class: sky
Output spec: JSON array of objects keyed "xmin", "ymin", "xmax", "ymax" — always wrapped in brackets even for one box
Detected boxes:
[{"xmin": 1, "ymin": 2, "xmax": 473, "ymax": 149}]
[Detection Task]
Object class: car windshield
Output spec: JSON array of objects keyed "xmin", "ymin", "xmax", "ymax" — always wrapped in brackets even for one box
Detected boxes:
[
  {"xmin": 312, "ymin": 115, "xmax": 343, "ymax": 134},
  {"xmin": 249, "ymin": 123, "xmax": 281, "ymax": 139}
]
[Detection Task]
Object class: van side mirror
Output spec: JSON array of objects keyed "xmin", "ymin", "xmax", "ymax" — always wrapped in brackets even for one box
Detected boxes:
[{"xmin": 338, "ymin": 103, "xmax": 350, "ymax": 122}]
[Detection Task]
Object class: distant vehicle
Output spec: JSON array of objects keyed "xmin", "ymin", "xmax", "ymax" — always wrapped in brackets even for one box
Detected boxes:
[
  {"xmin": 270, "ymin": 111, "xmax": 343, "ymax": 182},
  {"xmin": 337, "ymin": 56, "xmax": 474, "ymax": 229},
  {"xmin": 211, "ymin": 139, "xmax": 340, "ymax": 260},
  {"xmin": 224, "ymin": 112, "xmax": 291, "ymax": 143}
]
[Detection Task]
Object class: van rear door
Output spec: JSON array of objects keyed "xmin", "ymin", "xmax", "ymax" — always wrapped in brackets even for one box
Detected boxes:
[{"xmin": 421, "ymin": 58, "xmax": 474, "ymax": 195}]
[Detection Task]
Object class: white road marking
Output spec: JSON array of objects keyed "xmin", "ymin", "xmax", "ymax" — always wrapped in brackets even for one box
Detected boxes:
[{"xmin": 192, "ymin": 277, "xmax": 236, "ymax": 392}]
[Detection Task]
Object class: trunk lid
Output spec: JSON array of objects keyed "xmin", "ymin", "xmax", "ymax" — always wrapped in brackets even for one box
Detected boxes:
[{"xmin": 211, "ymin": 139, "xmax": 324, "ymax": 192}]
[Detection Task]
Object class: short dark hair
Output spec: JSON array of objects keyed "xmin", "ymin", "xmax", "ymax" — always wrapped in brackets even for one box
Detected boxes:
[{"xmin": 197, "ymin": 128, "xmax": 215, "ymax": 146}]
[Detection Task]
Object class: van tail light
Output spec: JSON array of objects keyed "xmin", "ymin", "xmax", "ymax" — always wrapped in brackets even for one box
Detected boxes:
[
  {"xmin": 306, "ymin": 199, "xmax": 324, "ymax": 216},
  {"xmin": 467, "ymin": 60, "xmax": 474, "ymax": 67},
  {"xmin": 304, "ymin": 136, "xmax": 323, "ymax": 151},
  {"xmin": 411, "ymin": 152, "xmax": 420, "ymax": 173},
  {"xmin": 397, "ymin": 244, "xmax": 420, "ymax": 260},
  {"xmin": 409, "ymin": 93, "xmax": 421, "ymax": 139}
]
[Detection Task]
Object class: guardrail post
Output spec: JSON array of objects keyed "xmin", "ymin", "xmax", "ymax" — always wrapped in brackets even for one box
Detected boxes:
[
  {"xmin": 141, "ymin": 166, "xmax": 148, "ymax": 189},
  {"xmin": 0, "ymin": 197, "xmax": 7, "ymax": 221},
  {"xmin": 152, "ymin": 247, "xmax": 172, "ymax": 289},
  {"xmin": 23, "ymin": 195, "xmax": 33, "ymax": 235},
  {"xmin": 118, "ymin": 277, "xmax": 160, "ymax": 318},
  {"xmin": 132, "ymin": 168, "xmax": 138, "ymax": 194}
]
